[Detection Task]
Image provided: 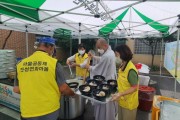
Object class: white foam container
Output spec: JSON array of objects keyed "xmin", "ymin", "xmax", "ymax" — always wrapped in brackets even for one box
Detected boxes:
[{"xmin": 138, "ymin": 75, "xmax": 150, "ymax": 86}]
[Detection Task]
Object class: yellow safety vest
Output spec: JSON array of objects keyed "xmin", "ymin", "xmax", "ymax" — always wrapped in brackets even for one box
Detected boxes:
[
  {"xmin": 117, "ymin": 61, "xmax": 139, "ymax": 110},
  {"xmin": 75, "ymin": 53, "xmax": 89, "ymax": 77},
  {"xmin": 17, "ymin": 51, "xmax": 60, "ymax": 118}
]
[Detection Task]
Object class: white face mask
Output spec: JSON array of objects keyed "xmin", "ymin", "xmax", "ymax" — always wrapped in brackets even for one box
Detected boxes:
[
  {"xmin": 34, "ymin": 41, "xmax": 39, "ymax": 49},
  {"xmin": 98, "ymin": 49, "xmax": 104, "ymax": 54},
  {"xmin": 78, "ymin": 50, "xmax": 85, "ymax": 55},
  {"xmin": 34, "ymin": 45, "xmax": 37, "ymax": 49},
  {"xmin": 115, "ymin": 56, "xmax": 122, "ymax": 65}
]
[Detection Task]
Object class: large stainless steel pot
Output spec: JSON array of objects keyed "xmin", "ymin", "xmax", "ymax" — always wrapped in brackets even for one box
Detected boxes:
[{"xmin": 59, "ymin": 79, "xmax": 85, "ymax": 119}]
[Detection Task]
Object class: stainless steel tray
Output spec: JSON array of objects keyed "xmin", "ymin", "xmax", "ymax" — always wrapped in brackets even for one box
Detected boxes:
[{"xmin": 75, "ymin": 89, "xmax": 111, "ymax": 104}]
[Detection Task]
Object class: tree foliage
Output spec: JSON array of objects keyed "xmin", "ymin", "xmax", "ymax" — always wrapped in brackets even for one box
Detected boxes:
[
  {"xmin": 139, "ymin": 37, "xmax": 163, "ymax": 67},
  {"xmin": 138, "ymin": 31, "xmax": 176, "ymax": 67}
]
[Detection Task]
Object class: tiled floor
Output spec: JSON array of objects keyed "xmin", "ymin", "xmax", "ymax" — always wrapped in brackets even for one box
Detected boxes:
[
  {"xmin": 0, "ymin": 104, "xmax": 152, "ymax": 120},
  {"xmin": 0, "ymin": 105, "xmax": 20, "ymax": 120}
]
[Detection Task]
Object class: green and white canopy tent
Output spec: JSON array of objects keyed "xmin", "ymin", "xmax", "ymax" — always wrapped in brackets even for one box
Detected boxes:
[
  {"xmin": 0, "ymin": 0, "xmax": 180, "ymax": 97},
  {"xmin": 0, "ymin": 0, "xmax": 180, "ymax": 40}
]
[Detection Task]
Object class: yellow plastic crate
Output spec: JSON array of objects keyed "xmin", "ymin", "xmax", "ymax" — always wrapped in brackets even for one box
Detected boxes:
[{"xmin": 152, "ymin": 95, "xmax": 180, "ymax": 120}]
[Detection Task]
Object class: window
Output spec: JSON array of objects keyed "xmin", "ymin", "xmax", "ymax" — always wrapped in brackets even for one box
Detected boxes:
[{"xmin": 135, "ymin": 39, "xmax": 164, "ymax": 55}]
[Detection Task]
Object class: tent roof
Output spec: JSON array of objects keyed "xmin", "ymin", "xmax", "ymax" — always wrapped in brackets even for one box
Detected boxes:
[{"xmin": 0, "ymin": 0, "xmax": 180, "ymax": 39}]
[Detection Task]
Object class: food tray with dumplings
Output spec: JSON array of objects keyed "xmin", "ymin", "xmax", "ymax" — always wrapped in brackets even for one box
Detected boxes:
[{"xmin": 75, "ymin": 75, "xmax": 117, "ymax": 104}]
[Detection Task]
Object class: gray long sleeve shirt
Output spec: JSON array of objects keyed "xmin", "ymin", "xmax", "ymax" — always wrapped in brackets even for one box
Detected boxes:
[{"xmin": 89, "ymin": 46, "xmax": 117, "ymax": 80}]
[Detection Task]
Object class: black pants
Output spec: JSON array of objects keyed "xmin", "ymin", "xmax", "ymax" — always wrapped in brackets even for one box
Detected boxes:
[
  {"xmin": 20, "ymin": 109, "xmax": 59, "ymax": 120},
  {"xmin": 21, "ymin": 117, "xmax": 59, "ymax": 120}
]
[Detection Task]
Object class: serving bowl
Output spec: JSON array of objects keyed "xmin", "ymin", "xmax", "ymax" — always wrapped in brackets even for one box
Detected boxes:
[{"xmin": 79, "ymin": 84, "xmax": 92, "ymax": 96}]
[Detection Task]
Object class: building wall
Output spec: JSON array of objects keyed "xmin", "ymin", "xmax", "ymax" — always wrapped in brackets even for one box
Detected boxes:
[
  {"xmin": 0, "ymin": 29, "xmax": 68, "ymax": 61},
  {"xmin": 0, "ymin": 30, "xmax": 36, "ymax": 58},
  {"xmin": 133, "ymin": 54, "xmax": 163, "ymax": 66},
  {"xmin": 56, "ymin": 47, "xmax": 69, "ymax": 61},
  {"xmin": 126, "ymin": 39, "xmax": 164, "ymax": 66},
  {"xmin": 0, "ymin": 29, "xmax": 164, "ymax": 66}
]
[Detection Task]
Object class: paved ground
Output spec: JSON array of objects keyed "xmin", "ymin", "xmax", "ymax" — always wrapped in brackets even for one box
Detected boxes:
[{"xmin": 0, "ymin": 66, "xmax": 180, "ymax": 120}]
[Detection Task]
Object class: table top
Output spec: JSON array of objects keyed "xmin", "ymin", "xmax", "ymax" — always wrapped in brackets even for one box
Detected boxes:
[
  {"xmin": 0, "ymin": 78, "xmax": 14, "ymax": 86},
  {"xmin": 75, "ymin": 90, "xmax": 111, "ymax": 104}
]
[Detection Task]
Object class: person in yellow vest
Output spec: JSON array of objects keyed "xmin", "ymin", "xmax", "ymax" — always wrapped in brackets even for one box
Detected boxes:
[
  {"xmin": 66, "ymin": 43, "xmax": 89, "ymax": 79},
  {"xmin": 13, "ymin": 37, "xmax": 75, "ymax": 120},
  {"xmin": 111, "ymin": 44, "xmax": 139, "ymax": 120}
]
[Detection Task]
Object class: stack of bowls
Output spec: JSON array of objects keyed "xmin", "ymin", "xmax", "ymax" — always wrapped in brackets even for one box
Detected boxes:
[
  {"xmin": 0, "ymin": 50, "xmax": 16, "ymax": 79},
  {"xmin": 79, "ymin": 75, "xmax": 118, "ymax": 101},
  {"xmin": 107, "ymin": 79, "xmax": 117, "ymax": 93}
]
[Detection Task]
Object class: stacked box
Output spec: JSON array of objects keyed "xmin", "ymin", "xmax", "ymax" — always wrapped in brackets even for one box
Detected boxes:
[{"xmin": 0, "ymin": 50, "xmax": 16, "ymax": 79}]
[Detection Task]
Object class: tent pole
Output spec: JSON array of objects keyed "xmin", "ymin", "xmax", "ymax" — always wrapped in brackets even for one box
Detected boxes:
[
  {"xmin": 160, "ymin": 37, "xmax": 164, "ymax": 76},
  {"xmin": 116, "ymin": 38, "xmax": 117, "ymax": 46},
  {"xmin": 26, "ymin": 31, "xmax": 29, "ymax": 57},
  {"xmin": 0, "ymin": 15, "xmax": 2, "ymax": 23},
  {"xmin": 99, "ymin": 2, "xmax": 129, "ymax": 36},
  {"xmin": 79, "ymin": 23, "xmax": 81, "ymax": 44},
  {"xmin": 40, "ymin": 0, "xmax": 94, "ymax": 22},
  {"xmin": 2, "ymin": 17, "xmax": 14, "ymax": 23},
  {"xmin": 103, "ymin": 0, "xmax": 180, "ymax": 1},
  {"xmin": 70, "ymin": 38, "xmax": 72, "ymax": 56},
  {"xmin": 0, "ymin": 1, "xmax": 36, "ymax": 10},
  {"xmin": 174, "ymin": 15, "xmax": 180, "ymax": 98},
  {"xmin": 125, "ymin": 16, "xmax": 176, "ymax": 31},
  {"xmin": 39, "ymin": 9, "xmax": 94, "ymax": 17},
  {"xmin": 107, "ymin": 38, "xmax": 109, "ymax": 44},
  {"xmin": 0, "ymin": 4, "xmax": 38, "ymax": 22},
  {"xmin": 105, "ymin": 1, "xmax": 142, "ymax": 15},
  {"xmin": 80, "ymin": 23, "xmax": 98, "ymax": 36}
]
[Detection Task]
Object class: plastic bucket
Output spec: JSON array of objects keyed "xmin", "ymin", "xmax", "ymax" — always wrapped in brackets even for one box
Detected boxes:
[{"xmin": 138, "ymin": 85, "xmax": 155, "ymax": 111}]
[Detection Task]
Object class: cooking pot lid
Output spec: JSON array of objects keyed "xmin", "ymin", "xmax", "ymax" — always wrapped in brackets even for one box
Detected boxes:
[
  {"xmin": 93, "ymin": 75, "xmax": 105, "ymax": 81},
  {"xmin": 67, "ymin": 82, "xmax": 79, "ymax": 88}
]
